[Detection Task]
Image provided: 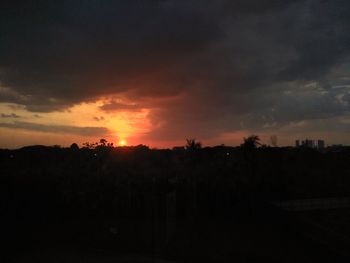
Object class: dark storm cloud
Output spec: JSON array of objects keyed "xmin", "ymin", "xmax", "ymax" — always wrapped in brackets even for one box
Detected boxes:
[
  {"xmin": 0, "ymin": 121, "xmax": 109, "ymax": 136},
  {"xmin": 0, "ymin": 0, "xmax": 222, "ymax": 110},
  {"xmin": 1, "ymin": 0, "xmax": 350, "ymax": 141}
]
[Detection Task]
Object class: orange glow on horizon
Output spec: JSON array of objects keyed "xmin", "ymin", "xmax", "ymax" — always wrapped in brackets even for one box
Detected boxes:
[{"xmin": 0, "ymin": 99, "xmax": 154, "ymax": 149}]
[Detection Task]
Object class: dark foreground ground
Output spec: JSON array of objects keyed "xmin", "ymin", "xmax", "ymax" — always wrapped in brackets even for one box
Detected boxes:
[
  {"xmin": 4, "ymin": 206, "xmax": 349, "ymax": 263},
  {"xmin": 1, "ymin": 145, "xmax": 350, "ymax": 262}
]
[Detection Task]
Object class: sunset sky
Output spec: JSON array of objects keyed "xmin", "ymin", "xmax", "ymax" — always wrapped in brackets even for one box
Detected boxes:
[{"xmin": 1, "ymin": 1, "xmax": 350, "ymax": 148}]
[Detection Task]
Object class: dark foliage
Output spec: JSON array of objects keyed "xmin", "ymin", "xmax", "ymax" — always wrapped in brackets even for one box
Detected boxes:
[{"xmin": 1, "ymin": 144, "xmax": 350, "ymax": 261}]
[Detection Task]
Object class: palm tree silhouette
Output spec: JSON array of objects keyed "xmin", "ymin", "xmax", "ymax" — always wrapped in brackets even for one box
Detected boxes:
[
  {"xmin": 185, "ymin": 139, "xmax": 202, "ymax": 151},
  {"xmin": 242, "ymin": 135, "xmax": 261, "ymax": 150}
]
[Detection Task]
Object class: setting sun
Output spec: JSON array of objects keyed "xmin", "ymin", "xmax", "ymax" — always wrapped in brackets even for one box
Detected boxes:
[{"xmin": 119, "ymin": 139, "xmax": 127, "ymax": 146}]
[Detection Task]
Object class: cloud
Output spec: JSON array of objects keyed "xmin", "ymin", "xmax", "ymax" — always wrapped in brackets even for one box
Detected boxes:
[
  {"xmin": 93, "ymin": 116, "xmax": 105, "ymax": 121},
  {"xmin": 0, "ymin": 121, "xmax": 109, "ymax": 136},
  {"xmin": 0, "ymin": 1, "xmax": 223, "ymax": 111},
  {"xmin": 1, "ymin": 113, "xmax": 20, "ymax": 118},
  {"xmin": 0, "ymin": 1, "xmax": 350, "ymax": 144},
  {"xmin": 100, "ymin": 101, "xmax": 141, "ymax": 112}
]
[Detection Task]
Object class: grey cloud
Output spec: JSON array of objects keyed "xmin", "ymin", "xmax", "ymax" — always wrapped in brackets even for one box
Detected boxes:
[
  {"xmin": 0, "ymin": 0, "xmax": 223, "ymax": 111},
  {"xmin": 279, "ymin": 117, "xmax": 350, "ymax": 134},
  {"xmin": 142, "ymin": 77, "xmax": 350, "ymax": 141},
  {"xmin": 1, "ymin": 0, "xmax": 350, "ymax": 143}
]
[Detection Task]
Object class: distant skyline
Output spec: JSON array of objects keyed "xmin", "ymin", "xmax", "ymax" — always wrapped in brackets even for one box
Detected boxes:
[{"xmin": 1, "ymin": 1, "xmax": 350, "ymax": 148}]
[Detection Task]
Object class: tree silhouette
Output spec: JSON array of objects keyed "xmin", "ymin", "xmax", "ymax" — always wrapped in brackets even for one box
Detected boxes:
[
  {"xmin": 99, "ymin": 138, "xmax": 108, "ymax": 146},
  {"xmin": 83, "ymin": 142, "xmax": 98, "ymax": 149},
  {"xmin": 242, "ymin": 135, "xmax": 261, "ymax": 150},
  {"xmin": 70, "ymin": 143, "xmax": 79, "ymax": 151},
  {"xmin": 185, "ymin": 138, "xmax": 202, "ymax": 151}
]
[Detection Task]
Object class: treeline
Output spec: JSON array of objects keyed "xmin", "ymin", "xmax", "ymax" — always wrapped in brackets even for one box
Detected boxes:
[{"xmin": 0, "ymin": 142, "xmax": 350, "ymax": 254}]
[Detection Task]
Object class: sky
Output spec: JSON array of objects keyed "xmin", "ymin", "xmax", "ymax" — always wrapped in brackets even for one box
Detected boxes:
[{"xmin": 1, "ymin": 0, "xmax": 350, "ymax": 148}]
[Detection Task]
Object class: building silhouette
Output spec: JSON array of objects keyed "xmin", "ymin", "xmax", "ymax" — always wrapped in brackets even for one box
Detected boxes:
[{"xmin": 295, "ymin": 139, "xmax": 325, "ymax": 149}]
